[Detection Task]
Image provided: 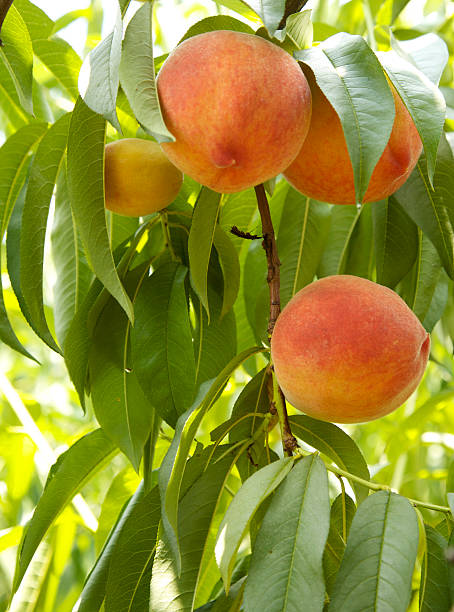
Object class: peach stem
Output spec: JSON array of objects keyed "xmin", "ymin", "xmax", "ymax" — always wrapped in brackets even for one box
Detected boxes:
[{"xmin": 255, "ymin": 183, "xmax": 297, "ymax": 456}]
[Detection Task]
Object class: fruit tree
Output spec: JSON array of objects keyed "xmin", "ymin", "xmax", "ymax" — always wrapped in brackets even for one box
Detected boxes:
[{"xmin": 0, "ymin": 0, "xmax": 454, "ymax": 610}]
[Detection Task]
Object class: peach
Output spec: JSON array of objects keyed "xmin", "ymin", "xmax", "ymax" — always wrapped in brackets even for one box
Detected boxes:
[
  {"xmin": 271, "ymin": 275, "xmax": 430, "ymax": 423},
  {"xmin": 283, "ymin": 68, "xmax": 423, "ymax": 205},
  {"xmin": 104, "ymin": 138, "xmax": 183, "ymax": 216},
  {"xmin": 156, "ymin": 30, "xmax": 312, "ymax": 193}
]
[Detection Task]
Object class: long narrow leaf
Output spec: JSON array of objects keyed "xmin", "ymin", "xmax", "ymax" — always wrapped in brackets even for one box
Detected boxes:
[
  {"xmin": 244, "ymin": 455, "xmax": 330, "ymax": 611},
  {"xmin": 13, "ymin": 429, "xmax": 117, "ymax": 594},
  {"xmin": 159, "ymin": 346, "xmax": 265, "ymax": 576},
  {"xmin": 20, "ymin": 113, "xmax": 71, "ymax": 353},
  {"xmin": 66, "ymin": 97, "xmax": 133, "ymax": 320}
]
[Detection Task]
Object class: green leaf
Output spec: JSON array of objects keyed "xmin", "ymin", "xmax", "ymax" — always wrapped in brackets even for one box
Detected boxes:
[
  {"xmin": 241, "ymin": 0, "xmax": 286, "ymax": 36},
  {"xmin": 95, "ymin": 466, "xmax": 141, "ymax": 554},
  {"xmin": 51, "ymin": 169, "xmax": 93, "ymax": 347},
  {"xmin": 0, "ymin": 6, "xmax": 33, "ymax": 115},
  {"xmin": 193, "ymin": 288, "xmax": 237, "ymax": 388},
  {"xmin": 285, "ymin": 10, "xmax": 313, "ymax": 49},
  {"xmin": 66, "ymin": 97, "xmax": 133, "ymax": 321},
  {"xmin": 0, "ymin": 60, "xmax": 30, "ymax": 129},
  {"xmin": 225, "ymin": 368, "xmax": 272, "ymax": 489},
  {"xmin": 78, "ymin": 5, "xmax": 122, "ymax": 131},
  {"xmin": 178, "ymin": 15, "xmax": 255, "ymax": 43},
  {"xmin": 130, "ymin": 262, "xmax": 196, "ymax": 428},
  {"xmin": 14, "ymin": 0, "xmax": 54, "ymax": 40},
  {"xmin": 343, "ymin": 202, "xmax": 374, "ymax": 278},
  {"xmin": 329, "ymin": 491, "xmax": 419, "ymax": 612},
  {"xmin": 216, "ymin": 457, "xmax": 294, "ymax": 592},
  {"xmin": 63, "ymin": 278, "xmax": 103, "ymax": 409},
  {"xmin": 13, "ymin": 429, "xmax": 117, "ymax": 594},
  {"xmin": 323, "ymin": 494, "xmax": 357, "ymax": 595},
  {"xmin": 77, "ymin": 483, "xmax": 144, "ymax": 612},
  {"xmin": 90, "ymin": 294, "xmax": 157, "ymax": 471},
  {"xmin": 0, "ymin": 122, "xmax": 47, "ymax": 359},
  {"xmin": 189, "ymin": 188, "xmax": 223, "ymax": 318},
  {"xmin": 288, "ymin": 415, "xmax": 370, "ymax": 504},
  {"xmin": 392, "ymin": 33, "xmax": 449, "ymax": 86},
  {"xmin": 160, "ymin": 346, "xmax": 265, "ymax": 576},
  {"xmin": 20, "ymin": 113, "xmax": 71, "ymax": 353},
  {"xmin": 33, "ymin": 37, "xmax": 82, "ymax": 100},
  {"xmin": 296, "ymin": 33, "xmax": 395, "ymax": 203},
  {"xmin": 105, "ymin": 486, "xmax": 161, "ymax": 612},
  {"xmin": 244, "ymin": 455, "xmax": 329, "ymax": 611},
  {"xmin": 419, "ymin": 524, "xmax": 451, "ymax": 612},
  {"xmin": 151, "ymin": 452, "xmax": 236, "ymax": 611},
  {"xmin": 213, "ymin": 225, "xmax": 240, "ymax": 317},
  {"xmin": 277, "ymin": 188, "xmax": 331, "ymax": 307},
  {"xmin": 372, "ymin": 196, "xmax": 419, "ymax": 288},
  {"xmin": 394, "ymin": 134, "xmax": 454, "ymax": 280},
  {"xmin": 377, "ymin": 50, "xmax": 445, "ymax": 183},
  {"xmin": 0, "ymin": 122, "xmax": 47, "ymax": 239},
  {"xmin": 317, "ymin": 205, "xmax": 360, "ymax": 277},
  {"xmin": 401, "ymin": 231, "xmax": 445, "ymax": 329},
  {"xmin": 120, "ymin": 1, "xmax": 174, "ymax": 142}
]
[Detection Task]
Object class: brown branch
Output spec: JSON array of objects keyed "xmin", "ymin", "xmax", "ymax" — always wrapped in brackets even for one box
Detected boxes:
[
  {"xmin": 256, "ymin": 184, "xmax": 298, "ymax": 456},
  {"xmin": 0, "ymin": 0, "xmax": 14, "ymax": 44},
  {"xmin": 230, "ymin": 225, "xmax": 261, "ymax": 240},
  {"xmin": 278, "ymin": 0, "xmax": 310, "ymax": 30},
  {"xmin": 254, "ymin": 184, "xmax": 281, "ymax": 337}
]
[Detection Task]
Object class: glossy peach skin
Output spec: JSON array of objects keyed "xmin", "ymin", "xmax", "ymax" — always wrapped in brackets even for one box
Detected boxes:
[
  {"xmin": 104, "ymin": 138, "xmax": 183, "ymax": 217},
  {"xmin": 156, "ymin": 30, "xmax": 312, "ymax": 194},
  {"xmin": 283, "ymin": 68, "xmax": 423, "ymax": 205},
  {"xmin": 271, "ymin": 275, "xmax": 430, "ymax": 423}
]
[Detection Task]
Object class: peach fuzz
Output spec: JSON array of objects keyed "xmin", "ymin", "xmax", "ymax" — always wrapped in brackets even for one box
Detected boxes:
[
  {"xmin": 283, "ymin": 68, "xmax": 423, "ymax": 205},
  {"xmin": 271, "ymin": 275, "xmax": 430, "ymax": 423},
  {"xmin": 156, "ymin": 30, "xmax": 312, "ymax": 193},
  {"xmin": 104, "ymin": 138, "xmax": 183, "ymax": 217}
]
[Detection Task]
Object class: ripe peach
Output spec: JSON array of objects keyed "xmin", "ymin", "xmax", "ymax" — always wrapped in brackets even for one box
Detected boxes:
[
  {"xmin": 271, "ymin": 275, "xmax": 430, "ymax": 423},
  {"xmin": 156, "ymin": 30, "xmax": 312, "ymax": 193},
  {"xmin": 283, "ymin": 68, "xmax": 423, "ymax": 205},
  {"xmin": 104, "ymin": 138, "xmax": 183, "ymax": 216}
]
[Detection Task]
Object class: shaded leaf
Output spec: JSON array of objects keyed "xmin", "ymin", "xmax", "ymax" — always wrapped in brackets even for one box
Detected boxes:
[
  {"xmin": 159, "ymin": 346, "xmax": 266, "ymax": 576},
  {"xmin": 213, "ymin": 225, "xmax": 240, "ymax": 317},
  {"xmin": 329, "ymin": 491, "xmax": 419, "ymax": 612},
  {"xmin": 372, "ymin": 196, "xmax": 418, "ymax": 288},
  {"xmin": 317, "ymin": 205, "xmax": 360, "ymax": 277},
  {"xmin": 77, "ymin": 483, "xmax": 144, "ymax": 612},
  {"xmin": 151, "ymin": 452, "xmax": 235, "ymax": 611},
  {"xmin": 216, "ymin": 457, "xmax": 294, "ymax": 592},
  {"xmin": 20, "ymin": 112, "xmax": 71, "ymax": 352},
  {"xmin": 323, "ymin": 494, "xmax": 357, "ymax": 595},
  {"xmin": 90, "ymin": 293, "xmax": 157, "ymax": 471},
  {"xmin": 278, "ymin": 189, "xmax": 331, "ymax": 307},
  {"xmin": 244, "ymin": 455, "xmax": 330, "ymax": 612},
  {"xmin": 189, "ymin": 188, "xmax": 223, "ymax": 318},
  {"xmin": 193, "ymin": 288, "xmax": 237, "ymax": 388},
  {"xmin": 51, "ymin": 169, "xmax": 93, "ymax": 347},
  {"xmin": 289, "ymin": 414, "xmax": 370, "ymax": 504},
  {"xmin": 131, "ymin": 262, "xmax": 196, "ymax": 428},
  {"xmin": 105, "ymin": 486, "xmax": 161, "ymax": 612},
  {"xmin": 419, "ymin": 524, "xmax": 451, "ymax": 612}
]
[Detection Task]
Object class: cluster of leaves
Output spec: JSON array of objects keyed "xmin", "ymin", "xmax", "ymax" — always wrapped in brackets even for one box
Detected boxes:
[{"xmin": 1, "ymin": 0, "xmax": 454, "ymax": 610}]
